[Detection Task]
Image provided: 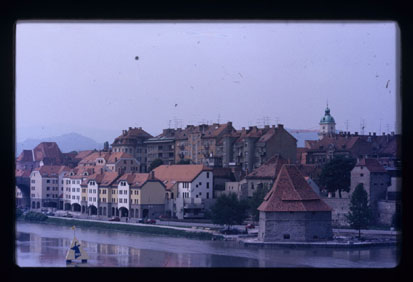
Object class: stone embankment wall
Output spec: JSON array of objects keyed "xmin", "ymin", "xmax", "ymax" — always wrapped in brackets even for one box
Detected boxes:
[
  {"xmin": 377, "ymin": 200, "xmax": 396, "ymax": 226},
  {"xmin": 321, "ymin": 197, "xmax": 350, "ymax": 227}
]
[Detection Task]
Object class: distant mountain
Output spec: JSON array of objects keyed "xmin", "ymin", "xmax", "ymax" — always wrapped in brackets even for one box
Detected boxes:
[
  {"xmin": 16, "ymin": 132, "xmax": 104, "ymax": 156},
  {"xmin": 287, "ymin": 129, "xmax": 319, "ymax": 148}
]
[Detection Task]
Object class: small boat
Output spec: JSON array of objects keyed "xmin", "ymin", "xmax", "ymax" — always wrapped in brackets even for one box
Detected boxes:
[{"xmin": 66, "ymin": 226, "xmax": 88, "ymax": 264}]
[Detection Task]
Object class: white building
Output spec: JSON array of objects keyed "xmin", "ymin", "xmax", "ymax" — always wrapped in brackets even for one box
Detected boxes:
[{"xmin": 153, "ymin": 165, "xmax": 213, "ymax": 219}]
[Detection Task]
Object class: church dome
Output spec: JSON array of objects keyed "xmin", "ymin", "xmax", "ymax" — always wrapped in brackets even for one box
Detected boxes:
[{"xmin": 320, "ymin": 106, "xmax": 335, "ymax": 124}]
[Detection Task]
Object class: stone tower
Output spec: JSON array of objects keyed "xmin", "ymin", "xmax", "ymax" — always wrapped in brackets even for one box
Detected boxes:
[{"xmin": 318, "ymin": 105, "xmax": 336, "ymax": 140}]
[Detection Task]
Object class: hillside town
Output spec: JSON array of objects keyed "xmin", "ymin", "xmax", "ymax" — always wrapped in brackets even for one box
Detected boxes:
[{"xmin": 15, "ymin": 106, "xmax": 401, "ymax": 242}]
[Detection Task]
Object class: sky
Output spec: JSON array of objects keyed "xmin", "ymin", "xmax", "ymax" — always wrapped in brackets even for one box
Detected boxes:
[{"xmin": 15, "ymin": 21, "xmax": 400, "ymax": 143}]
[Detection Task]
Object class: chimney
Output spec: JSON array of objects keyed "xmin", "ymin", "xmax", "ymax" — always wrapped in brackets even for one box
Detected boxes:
[
  {"xmin": 249, "ymin": 126, "xmax": 253, "ymax": 130},
  {"xmin": 278, "ymin": 124, "xmax": 284, "ymax": 129},
  {"xmin": 150, "ymin": 170, "xmax": 155, "ymax": 180},
  {"xmin": 373, "ymin": 132, "xmax": 376, "ymax": 136},
  {"xmin": 227, "ymin": 121, "xmax": 232, "ymax": 127},
  {"xmin": 391, "ymin": 131, "xmax": 395, "ymax": 136},
  {"xmin": 355, "ymin": 132, "xmax": 358, "ymax": 136},
  {"xmin": 382, "ymin": 132, "xmax": 386, "ymax": 136},
  {"xmin": 369, "ymin": 132, "xmax": 371, "ymax": 136},
  {"xmin": 129, "ymin": 127, "xmax": 132, "ymax": 130}
]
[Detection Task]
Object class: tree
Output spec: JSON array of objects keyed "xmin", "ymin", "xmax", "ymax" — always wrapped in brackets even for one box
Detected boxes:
[
  {"xmin": 210, "ymin": 193, "xmax": 249, "ymax": 229},
  {"xmin": 248, "ymin": 183, "xmax": 271, "ymax": 222},
  {"xmin": 346, "ymin": 183, "xmax": 371, "ymax": 239},
  {"xmin": 319, "ymin": 155, "xmax": 356, "ymax": 198},
  {"xmin": 148, "ymin": 158, "xmax": 163, "ymax": 171}
]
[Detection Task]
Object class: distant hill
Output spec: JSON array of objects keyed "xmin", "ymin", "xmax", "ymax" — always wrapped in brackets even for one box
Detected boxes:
[
  {"xmin": 287, "ymin": 129, "xmax": 319, "ymax": 148},
  {"xmin": 16, "ymin": 132, "xmax": 103, "ymax": 156}
]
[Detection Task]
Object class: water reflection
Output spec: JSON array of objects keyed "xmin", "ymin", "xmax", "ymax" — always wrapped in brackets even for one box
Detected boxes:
[{"xmin": 16, "ymin": 222, "xmax": 399, "ymax": 268}]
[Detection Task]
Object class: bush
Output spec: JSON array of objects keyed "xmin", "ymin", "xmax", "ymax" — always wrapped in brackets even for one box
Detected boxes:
[
  {"xmin": 24, "ymin": 211, "xmax": 48, "ymax": 221},
  {"xmin": 16, "ymin": 208, "xmax": 23, "ymax": 219}
]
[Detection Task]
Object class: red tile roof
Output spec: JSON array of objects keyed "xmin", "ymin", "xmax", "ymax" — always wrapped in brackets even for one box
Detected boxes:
[
  {"xmin": 16, "ymin": 150, "xmax": 34, "ymax": 162},
  {"xmin": 116, "ymin": 173, "xmax": 151, "ymax": 187},
  {"xmin": 246, "ymin": 155, "xmax": 288, "ymax": 180},
  {"xmin": 258, "ymin": 164, "xmax": 332, "ymax": 212},
  {"xmin": 89, "ymin": 171, "xmax": 120, "ymax": 186},
  {"xmin": 36, "ymin": 165, "xmax": 70, "ymax": 177},
  {"xmin": 15, "ymin": 169, "xmax": 32, "ymax": 178},
  {"xmin": 153, "ymin": 165, "xmax": 212, "ymax": 188},
  {"xmin": 357, "ymin": 158, "xmax": 387, "ymax": 173},
  {"xmin": 75, "ymin": 150, "xmax": 95, "ymax": 160},
  {"xmin": 33, "ymin": 142, "xmax": 63, "ymax": 164}
]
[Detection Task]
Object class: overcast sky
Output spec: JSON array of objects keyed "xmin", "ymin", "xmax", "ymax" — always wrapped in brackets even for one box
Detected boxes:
[{"xmin": 16, "ymin": 21, "xmax": 400, "ymax": 143}]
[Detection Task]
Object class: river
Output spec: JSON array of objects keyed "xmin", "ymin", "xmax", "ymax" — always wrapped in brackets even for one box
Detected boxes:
[{"xmin": 15, "ymin": 222, "xmax": 399, "ymax": 268}]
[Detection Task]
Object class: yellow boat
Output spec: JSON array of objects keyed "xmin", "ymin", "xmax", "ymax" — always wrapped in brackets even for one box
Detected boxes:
[{"xmin": 65, "ymin": 226, "xmax": 88, "ymax": 264}]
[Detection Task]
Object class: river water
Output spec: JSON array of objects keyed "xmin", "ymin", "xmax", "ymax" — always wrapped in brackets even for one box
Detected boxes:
[{"xmin": 15, "ymin": 222, "xmax": 399, "ymax": 268}]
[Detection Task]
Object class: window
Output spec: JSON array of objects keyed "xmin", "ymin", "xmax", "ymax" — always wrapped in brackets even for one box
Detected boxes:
[
  {"xmin": 119, "ymin": 190, "xmax": 123, "ymax": 195},
  {"xmin": 93, "ymin": 189, "xmax": 96, "ymax": 193},
  {"xmin": 93, "ymin": 197, "xmax": 96, "ymax": 201},
  {"xmin": 119, "ymin": 198, "xmax": 123, "ymax": 203},
  {"xmin": 207, "ymin": 172, "xmax": 209, "ymax": 178},
  {"xmin": 47, "ymin": 179, "xmax": 50, "ymax": 183},
  {"xmin": 207, "ymin": 182, "xmax": 209, "ymax": 188},
  {"xmin": 31, "ymin": 180, "xmax": 35, "ymax": 183},
  {"xmin": 206, "ymin": 192, "xmax": 209, "ymax": 199},
  {"xmin": 360, "ymin": 174, "xmax": 364, "ymax": 177},
  {"xmin": 283, "ymin": 234, "xmax": 290, "ymax": 239},
  {"xmin": 31, "ymin": 186, "xmax": 35, "ymax": 190},
  {"xmin": 82, "ymin": 197, "xmax": 86, "ymax": 201},
  {"xmin": 89, "ymin": 197, "xmax": 92, "ymax": 201},
  {"xmin": 77, "ymin": 188, "xmax": 80, "ymax": 192},
  {"xmin": 47, "ymin": 187, "xmax": 50, "ymax": 191},
  {"xmin": 82, "ymin": 189, "xmax": 86, "ymax": 193}
]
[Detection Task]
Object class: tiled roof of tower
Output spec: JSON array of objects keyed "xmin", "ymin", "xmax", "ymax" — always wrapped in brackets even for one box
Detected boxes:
[
  {"xmin": 357, "ymin": 158, "xmax": 387, "ymax": 173},
  {"xmin": 258, "ymin": 164, "xmax": 332, "ymax": 212},
  {"xmin": 33, "ymin": 142, "xmax": 63, "ymax": 163},
  {"xmin": 246, "ymin": 155, "xmax": 288, "ymax": 180},
  {"xmin": 153, "ymin": 164, "xmax": 212, "ymax": 187},
  {"xmin": 16, "ymin": 150, "xmax": 34, "ymax": 162}
]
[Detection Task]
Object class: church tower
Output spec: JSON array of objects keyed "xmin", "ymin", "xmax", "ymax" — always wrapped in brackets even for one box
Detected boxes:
[{"xmin": 318, "ymin": 104, "xmax": 336, "ymax": 140}]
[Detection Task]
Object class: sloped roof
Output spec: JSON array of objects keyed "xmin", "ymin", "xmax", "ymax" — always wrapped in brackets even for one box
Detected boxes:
[
  {"xmin": 16, "ymin": 150, "xmax": 34, "ymax": 162},
  {"xmin": 36, "ymin": 165, "xmax": 70, "ymax": 177},
  {"xmin": 116, "ymin": 173, "xmax": 150, "ymax": 187},
  {"xmin": 89, "ymin": 171, "xmax": 120, "ymax": 186},
  {"xmin": 306, "ymin": 136, "xmax": 360, "ymax": 151},
  {"xmin": 258, "ymin": 164, "xmax": 332, "ymax": 212},
  {"xmin": 357, "ymin": 158, "xmax": 387, "ymax": 173},
  {"xmin": 16, "ymin": 169, "xmax": 32, "ymax": 178},
  {"xmin": 246, "ymin": 155, "xmax": 288, "ymax": 180},
  {"xmin": 75, "ymin": 150, "xmax": 95, "ymax": 160},
  {"xmin": 106, "ymin": 152, "xmax": 135, "ymax": 164},
  {"xmin": 153, "ymin": 164, "xmax": 212, "ymax": 184},
  {"xmin": 33, "ymin": 142, "xmax": 63, "ymax": 163}
]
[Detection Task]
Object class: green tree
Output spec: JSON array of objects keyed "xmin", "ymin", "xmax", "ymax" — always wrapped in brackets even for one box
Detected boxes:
[
  {"xmin": 148, "ymin": 158, "xmax": 163, "ymax": 171},
  {"xmin": 346, "ymin": 183, "xmax": 371, "ymax": 239},
  {"xmin": 248, "ymin": 183, "xmax": 271, "ymax": 222},
  {"xmin": 319, "ymin": 155, "xmax": 356, "ymax": 198},
  {"xmin": 210, "ymin": 193, "xmax": 249, "ymax": 229}
]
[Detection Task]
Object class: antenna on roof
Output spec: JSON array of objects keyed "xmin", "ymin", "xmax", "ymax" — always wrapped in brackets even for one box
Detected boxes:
[
  {"xmin": 217, "ymin": 113, "xmax": 221, "ymax": 124},
  {"xmin": 345, "ymin": 120, "xmax": 349, "ymax": 132},
  {"xmin": 360, "ymin": 119, "xmax": 366, "ymax": 135}
]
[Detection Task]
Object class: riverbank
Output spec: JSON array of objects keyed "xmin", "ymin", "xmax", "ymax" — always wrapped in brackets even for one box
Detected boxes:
[
  {"xmin": 17, "ymin": 216, "xmax": 221, "ymax": 241},
  {"xmin": 239, "ymin": 238, "xmax": 399, "ymax": 249}
]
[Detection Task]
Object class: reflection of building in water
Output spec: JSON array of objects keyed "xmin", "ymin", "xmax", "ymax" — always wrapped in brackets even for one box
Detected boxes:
[
  {"xmin": 117, "ymin": 245, "xmax": 130, "ymax": 266},
  {"xmin": 129, "ymin": 248, "xmax": 142, "ymax": 266},
  {"xmin": 98, "ymin": 243, "xmax": 108, "ymax": 255},
  {"xmin": 30, "ymin": 234, "xmax": 42, "ymax": 254},
  {"xmin": 39, "ymin": 237, "xmax": 61, "ymax": 264}
]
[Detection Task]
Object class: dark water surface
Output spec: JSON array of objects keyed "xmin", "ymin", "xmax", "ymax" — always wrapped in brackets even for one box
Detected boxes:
[{"xmin": 15, "ymin": 222, "xmax": 399, "ymax": 268}]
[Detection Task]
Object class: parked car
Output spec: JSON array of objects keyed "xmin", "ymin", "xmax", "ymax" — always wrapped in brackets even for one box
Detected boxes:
[
  {"xmin": 145, "ymin": 219, "xmax": 156, "ymax": 224},
  {"xmin": 109, "ymin": 216, "xmax": 120, "ymax": 222},
  {"xmin": 245, "ymin": 223, "xmax": 255, "ymax": 229},
  {"xmin": 64, "ymin": 212, "xmax": 73, "ymax": 218},
  {"xmin": 46, "ymin": 211, "xmax": 55, "ymax": 216},
  {"xmin": 219, "ymin": 228, "xmax": 241, "ymax": 235},
  {"xmin": 137, "ymin": 218, "xmax": 145, "ymax": 223}
]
